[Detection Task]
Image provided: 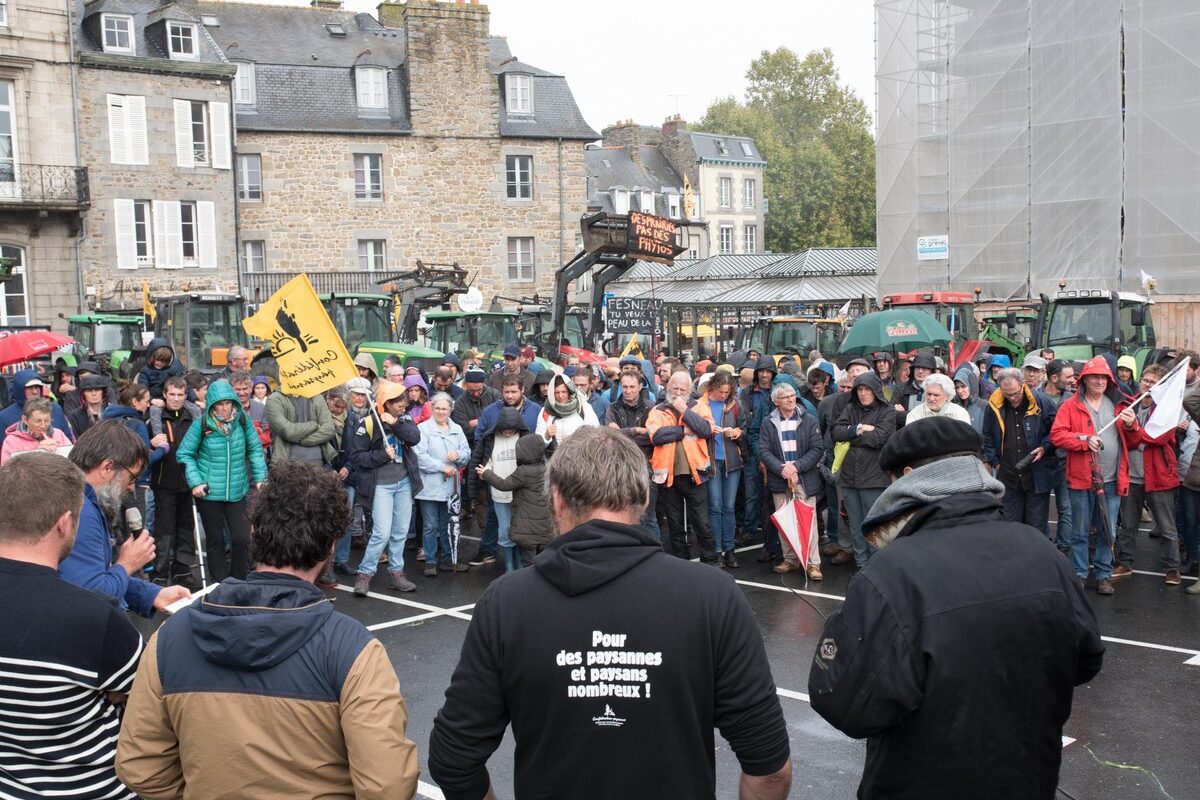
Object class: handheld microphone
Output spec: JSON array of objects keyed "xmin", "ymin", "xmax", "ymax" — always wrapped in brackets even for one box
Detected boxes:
[{"xmin": 125, "ymin": 507, "xmax": 144, "ymax": 537}]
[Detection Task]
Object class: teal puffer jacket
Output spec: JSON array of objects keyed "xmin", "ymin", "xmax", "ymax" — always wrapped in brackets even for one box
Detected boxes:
[{"xmin": 175, "ymin": 380, "xmax": 268, "ymax": 502}]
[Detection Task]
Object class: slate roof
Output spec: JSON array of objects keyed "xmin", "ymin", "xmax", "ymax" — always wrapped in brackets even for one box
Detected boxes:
[
  {"xmin": 586, "ymin": 146, "xmax": 683, "ymax": 215},
  {"xmin": 490, "ymin": 36, "xmax": 597, "ymax": 141},
  {"xmin": 670, "ymin": 253, "xmax": 782, "ymax": 279},
  {"xmin": 78, "ymin": 0, "xmax": 229, "ymax": 65},
  {"xmin": 689, "ymin": 131, "xmax": 766, "ymax": 165}
]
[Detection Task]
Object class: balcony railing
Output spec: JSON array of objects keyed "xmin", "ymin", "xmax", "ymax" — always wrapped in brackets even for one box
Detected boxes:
[
  {"xmin": 0, "ymin": 163, "xmax": 90, "ymax": 210},
  {"xmin": 241, "ymin": 271, "xmax": 390, "ymax": 301}
]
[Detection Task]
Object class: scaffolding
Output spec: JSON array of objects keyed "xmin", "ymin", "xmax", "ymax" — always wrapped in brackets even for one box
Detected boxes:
[{"xmin": 876, "ymin": 0, "xmax": 1199, "ymax": 300}]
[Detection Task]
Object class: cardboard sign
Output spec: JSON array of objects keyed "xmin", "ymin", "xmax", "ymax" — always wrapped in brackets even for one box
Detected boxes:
[
  {"xmin": 626, "ymin": 211, "xmax": 679, "ymax": 264},
  {"xmin": 606, "ymin": 297, "xmax": 663, "ymax": 335}
]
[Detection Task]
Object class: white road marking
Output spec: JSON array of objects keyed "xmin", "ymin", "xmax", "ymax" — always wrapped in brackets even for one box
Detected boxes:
[
  {"xmin": 1130, "ymin": 569, "xmax": 1197, "ymax": 582},
  {"xmin": 332, "ymin": 585, "xmax": 474, "ymax": 620},
  {"xmin": 417, "ymin": 780, "xmax": 445, "ymax": 799},
  {"xmin": 734, "ymin": 577, "xmax": 846, "ymax": 602}
]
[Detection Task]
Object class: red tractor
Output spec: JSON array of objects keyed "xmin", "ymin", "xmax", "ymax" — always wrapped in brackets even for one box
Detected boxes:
[{"xmin": 880, "ymin": 290, "xmax": 989, "ymax": 369}]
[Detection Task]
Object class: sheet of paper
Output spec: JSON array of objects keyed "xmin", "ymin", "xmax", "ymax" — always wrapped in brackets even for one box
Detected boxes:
[{"xmin": 163, "ymin": 581, "xmax": 220, "ymax": 615}]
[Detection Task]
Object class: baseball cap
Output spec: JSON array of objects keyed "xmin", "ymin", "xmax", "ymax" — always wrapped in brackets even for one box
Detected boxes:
[
  {"xmin": 1022, "ymin": 354, "xmax": 1047, "ymax": 371},
  {"xmin": 503, "ymin": 344, "xmax": 520, "ymax": 359}
]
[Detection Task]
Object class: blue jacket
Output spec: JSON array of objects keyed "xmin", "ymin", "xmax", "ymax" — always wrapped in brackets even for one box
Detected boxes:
[
  {"xmin": 59, "ymin": 483, "xmax": 160, "ymax": 617},
  {"xmin": 102, "ymin": 404, "xmax": 167, "ymax": 486},
  {"xmin": 0, "ymin": 369, "xmax": 74, "ymax": 449},
  {"xmin": 475, "ymin": 398, "xmax": 542, "ymax": 444},
  {"xmin": 587, "ymin": 392, "xmax": 611, "ymax": 425},
  {"xmin": 413, "ymin": 417, "xmax": 470, "ymax": 502},
  {"xmin": 135, "ymin": 337, "xmax": 185, "ymax": 400},
  {"xmin": 982, "ymin": 385, "xmax": 1059, "ymax": 495}
]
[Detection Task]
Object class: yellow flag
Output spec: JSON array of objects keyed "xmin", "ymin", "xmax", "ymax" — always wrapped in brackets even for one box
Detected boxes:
[
  {"xmin": 619, "ymin": 333, "xmax": 643, "ymax": 359},
  {"xmin": 142, "ymin": 281, "xmax": 156, "ymax": 323},
  {"xmin": 242, "ymin": 273, "xmax": 357, "ymax": 398}
]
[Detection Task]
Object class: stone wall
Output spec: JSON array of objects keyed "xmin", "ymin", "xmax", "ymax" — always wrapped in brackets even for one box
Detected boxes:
[
  {"xmin": 237, "ymin": 131, "xmax": 588, "ymax": 301},
  {"xmin": 76, "ymin": 66, "xmax": 238, "ymax": 310}
]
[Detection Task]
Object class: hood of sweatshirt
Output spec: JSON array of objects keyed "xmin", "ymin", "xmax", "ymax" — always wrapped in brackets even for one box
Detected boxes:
[
  {"xmin": 535, "ymin": 519, "xmax": 662, "ymax": 597},
  {"xmin": 851, "ymin": 372, "xmax": 884, "ymax": 408},
  {"xmin": 495, "ymin": 405, "xmax": 529, "ymax": 434},
  {"xmin": 189, "ymin": 573, "xmax": 333, "ymax": 671},
  {"xmin": 101, "ymin": 404, "xmax": 145, "ymax": 422}
]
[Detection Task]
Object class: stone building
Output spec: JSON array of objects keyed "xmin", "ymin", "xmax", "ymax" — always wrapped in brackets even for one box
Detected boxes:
[
  {"xmin": 596, "ymin": 117, "xmax": 766, "ymax": 259},
  {"xmin": 0, "ymin": 0, "xmax": 89, "ymax": 330},
  {"xmin": 197, "ymin": 0, "xmax": 598, "ymax": 303},
  {"xmin": 72, "ymin": 0, "xmax": 238, "ymax": 313}
]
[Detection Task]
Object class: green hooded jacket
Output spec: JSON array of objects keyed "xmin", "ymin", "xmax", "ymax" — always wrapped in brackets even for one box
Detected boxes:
[{"xmin": 175, "ymin": 380, "xmax": 269, "ymax": 502}]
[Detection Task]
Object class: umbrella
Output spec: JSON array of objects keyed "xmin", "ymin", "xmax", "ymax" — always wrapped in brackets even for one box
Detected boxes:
[
  {"xmin": 447, "ymin": 471, "xmax": 462, "ymax": 568},
  {"xmin": 0, "ymin": 330, "xmax": 74, "ymax": 369},
  {"xmin": 770, "ymin": 486, "xmax": 815, "ymax": 569},
  {"xmin": 838, "ymin": 308, "xmax": 953, "ymax": 356},
  {"xmin": 1088, "ymin": 449, "xmax": 1116, "ymax": 552}
]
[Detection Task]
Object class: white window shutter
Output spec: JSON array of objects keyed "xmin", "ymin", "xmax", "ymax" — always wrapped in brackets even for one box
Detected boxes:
[
  {"xmin": 127, "ymin": 96, "xmax": 148, "ymax": 166},
  {"xmin": 113, "ymin": 199, "xmax": 137, "ymax": 269},
  {"xmin": 209, "ymin": 102, "xmax": 230, "ymax": 169},
  {"xmin": 153, "ymin": 201, "xmax": 167, "ymax": 268},
  {"xmin": 197, "ymin": 201, "xmax": 216, "ymax": 268},
  {"xmin": 108, "ymin": 95, "xmax": 128, "ymax": 165},
  {"xmin": 162, "ymin": 201, "xmax": 183, "ymax": 268},
  {"xmin": 173, "ymin": 100, "xmax": 193, "ymax": 169}
]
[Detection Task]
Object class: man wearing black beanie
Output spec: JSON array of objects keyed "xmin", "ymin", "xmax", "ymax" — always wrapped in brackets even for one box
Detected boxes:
[{"xmin": 808, "ymin": 417, "xmax": 1104, "ymax": 799}]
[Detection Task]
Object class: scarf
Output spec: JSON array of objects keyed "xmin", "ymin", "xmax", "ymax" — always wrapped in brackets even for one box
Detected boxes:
[
  {"xmin": 546, "ymin": 377, "xmax": 581, "ymax": 418},
  {"xmin": 861, "ymin": 455, "xmax": 1004, "ymax": 550}
]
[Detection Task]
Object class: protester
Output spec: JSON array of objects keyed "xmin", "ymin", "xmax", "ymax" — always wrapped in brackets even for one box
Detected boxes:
[
  {"xmin": 1042, "ymin": 360, "xmax": 1077, "ymax": 407},
  {"xmin": 1022, "ymin": 354, "xmax": 1048, "ymax": 391},
  {"xmin": 0, "ymin": 369, "xmax": 73, "ymax": 449},
  {"xmin": 430, "ymin": 365, "xmax": 463, "ymax": 400},
  {"xmin": 701, "ymin": 372, "xmax": 745, "ymax": 568},
  {"xmin": 104, "ymin": 380, "xmax": 168, "ymax": 532},
  {"xmin": 115, "ymin": 461, "xmax": 420, "ymax": 800},
  {"xmin": 801, "ymin": 364, "xmax": 834, "ymax": 409},
  {"xmin": 759, "ymin": 381, "xmax": 824, "ymax": 578},
  {"xmin": 952, "ymin": 365, "xmax": 988, "ymax": 432},
  {"xmin": 176, "ymin": 379, "xmax": 268, "ymax": 582},
  {"xmin": 537, "ymin": 373, "xmax": 599, "ymax": 448},
  {"xmin": 60, "ymin": 420, "xmax": 189, "ymax": 614},
  {"xmin": 147, "ymin": 376, "xmax": 200, "ymax": 588},
  {"xmin": 471, "ymin": 407, "xmax": 528, "ymax": 573},
  {"xmin": 136, "ymin": 338, "xmax": 185, "ymax": 403},
  {"xmin": 1183, "ymin": 382, "xmax": 1200, "ymax": 591},
  {"xmin": 330, "ymin": 380, "xmax": 372, "ymax": 575},
  {"xmin": 832, "ymin": 372, "xmax": 897, "ymax": 570},
  {"xmin": 230, "ymin": 370, "xmax": 272, "ymax": 455},
  {"xmin": 67, "ymin": 373, "xmax": 110, "ymax": 437},
  {"xmin": 450, "ymin": 367, "xmax": 499, "ymax": 545},
  {"xmin": 265, "ymin": 384, "xmax": 337, "ymax": 467},
  {"xmin": 475, "ymin": 374, "xmax": 541, "ymax": 444},
  {"xmin": 354, "ymin": 352, "xmax": 380, "ymax": 388},
  {"xmin": 185, "ymin": 370, "xmax": 209, "ymax": 406},
  {"xmin": 404, "ymin": 374, "xmax": 432, "ymax": 424},
  {"xmin": 251, "ymin": 375, "xmax": 271, "ymax": 402},
  {"xmin": 606, "ymin": 370, "xmax": 659, "ymax": 538},
  {"xmin": 572, "ymin": 364, "xmax": 610, "ymax": 423},
  {"xmin": 0, "ymin": 452, "xmax": 146, "ymax": 800},
  {"xmin": 817, "ymin": 358, "xmax": 873, "ymax": 566},
  {"xmin": 1050, "ymin": 356, "xmax": 1136, "ymax": 596},
  {"xmin": 739, "ymin": 357, "xmax": 777, "ymax": 548},
  {"xmin": 0, "ymin": 396, "xmax": 72, "ymax": 464},
  {"xmin": 429, "ymin": 427, "xmax": 792, "ymax": 799},
  {"xmin": 895, "ymin": 352, "xmax": 936, "ymax": 414},
  {"xmin": 1113, "ymin": 364, "xmax": 1182, "ymax": 585},
  {"xmin": 1115, "ymin": 355, "xmax": 1138, "ymax": 394},
  {"xmin": 528, "ymin": 367, "xmax": 553, "ymax": 404},
  {"xmin": 648, "ymin": 371, "xmax": 717, "ymax": 564},
  {"xmin": 489, "ymin": 344, "xmax": 535, "ymax": 393},
  {"xmin": 349, "ymin": 380, "xmax": 422, "ymax": 595},
  {"xmin": 477, "ymin": 433, "xmax": 550, "ymax": 568},
  {"xmin": 872, "ymin": 351, "xmax": 894, "ymax": 386},
  {"xmin": 982, "ymin": 368, "xmax": 1058, "ymax": 529},
  {"xmin": 809, "ymin": 417, "xmax": 1104, "ymax": 798},
  {"xmin": 905, "ymin": 373, "xmax": 972, "ymax": 425},
  {"xmin": 414, "ymin": 392, "xmax": 470, "ymax": 577}
]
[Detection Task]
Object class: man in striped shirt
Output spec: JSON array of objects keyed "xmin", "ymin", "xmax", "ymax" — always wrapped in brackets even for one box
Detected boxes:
[{"xmin": 0, "ymin": 452, "xmax": 143, "ymax": 800}]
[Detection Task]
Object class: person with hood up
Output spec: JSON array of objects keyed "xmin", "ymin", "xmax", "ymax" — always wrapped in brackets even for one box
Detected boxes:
[
  {"xmin": 404, "ymin": 373, "xmax": 432, "ymax": 425},
  {"xmin": 329, "ymin": 379, "xmax": 373, "ymax": 576},
  {"xmin": 0, "ymin": 397, "xmax": 72, "ymax": 464},
  {"xmin": 429, "ymin": 427, "xmax": 792, "ymax": 800},
  {"xmin": 1114, "ymin": 355, "xmax": 1138, "ymax": 395},
  {"xmin": 478, "ymin": 432, "xmax": 551, "ymax": 568},
  {"xmin": 536, "ymin": 372, "xmax": 599, "ymax": 449},
  {"xmin": 1050, "ymin": 356, "xmax": 1137, "ymax": 596},
  {"xmin": 135, "ymin": 338, "xmax": 185, "ymax": 403},
  {"xmin": 104, "ymin": 381, "xmax": 169, "ymax": 532},
  {"xmin": 528, "ymin": 367, "xmax": 554, "ymax": 404},
  {"xmin": 832, "ymin": 372, "xmax": 898, "ymax": 570},
  {"xmin": 67, "ymin": 373, "xmax": 111, "ymax": 437},
  {"xmin": 808, "ymin": 417, "xmax": 1103, "ymax": 800},
  {"xmin": 982, "ymin": 368, "xmax": 1058, "ymax": 530},
  {"xmin": 758, "ymin": 382, "xmax": 824, "ymax": 579},
  {"xmin": 175, "ymin": 379, "xmax": 269, "ymax": 582},
  {"xmin": 353, "ymin": 352, "xmax": 380, "ymax": 390},
  {"xmin": 470, "ymin": 406, "xmax": 528, "ymax": 573},
  {"xmin": 115, "ymin": 461, "xmax": 420, "ymax": 800},
  {"xmin": 0, "ymin": 370, "xmax": 73, "ymax": 449},
  {"xmin": 952, "ymin": 365, "xmax": 989, "ymax": 433},
  {"xmin": 905, "ymin": 373, "xmax": 972, "ymax": 426},
  {"xmin": 251, "ymin": 375, "xmax": 271, "ymax": 402},
  {"xmin": 817, "ymin": 358, "xmax": 874, "ymax": 567},
  {"xmin": 414, "ymin": 392, "xmax": 471, "ymax": 577},
  {"xmin": 986, "ymin": 353, "xmax": 1012, "ymax": 390},
  {"xmin": 348, "ymin": 380, "xmax": 423, "ymax": 595},
  {"xmin": 739, "ymin": 357, "xmax": 777, "ymax": 547}
]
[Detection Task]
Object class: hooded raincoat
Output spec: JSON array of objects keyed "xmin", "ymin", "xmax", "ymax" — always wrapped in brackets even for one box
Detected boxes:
[{"xmin": 175, "ymin": 380, "xmax": 268, "ymax": 502}]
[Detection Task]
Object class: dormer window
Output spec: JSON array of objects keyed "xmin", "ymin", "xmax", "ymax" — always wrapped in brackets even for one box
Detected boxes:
[
  {"xmin": 167, "ymin": 22, "xmax": 197, "ymax": 59},
  {"xmin": 740, "ymin": 141, "xmax": 753, "ymax": 157},
  {"xmin": 612, "ymin": 189, "xmax": 629, "ymax": 215},
  {"xmin": 716, "ymin": 139, "xmax": 729, "ymax": 156},
  {"xmin": 200, "ymin": 13, "xmax": 219, "ymax": 27},
  {"xmin": 355, "ymin": 67, "xmax": 387, "ymax": 110},
  {"xmin": 102, "ymin": 14, "xmax": 133, "ymax": 54},
  {"xmin": 639, "ymin": 190, "xmax": 654, "ymax": 213},
  {"xmin": 233, "ymin": 62, "xmax": 256, "ymax": 105},
  {"xmin": 326, "ymin": 23, "xmax": 346, "ymax": 36},
  {"xmin": 506, "ymin": 73, "xmax": 532, "ymax": 115}
]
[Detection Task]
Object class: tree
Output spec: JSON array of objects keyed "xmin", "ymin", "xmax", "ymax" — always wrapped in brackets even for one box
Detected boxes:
[{"xmin": 696, "ymin": 48, "xmax": 875, "ymax": 251}]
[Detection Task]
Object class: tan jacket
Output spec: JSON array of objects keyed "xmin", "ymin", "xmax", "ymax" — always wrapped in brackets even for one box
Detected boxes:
[{"xmin": 116, "ymin": 633, "xmax": 419, "ymax": 799}]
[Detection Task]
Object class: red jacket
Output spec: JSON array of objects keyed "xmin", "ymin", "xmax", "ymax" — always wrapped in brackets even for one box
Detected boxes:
[
  {"xmin": 1124, "ymin": 402, "xmax": 1179, "ymax": 492},
  {"xmin": 1051, "ymin": 390, "xmax": 1137, "ymax": 495}
]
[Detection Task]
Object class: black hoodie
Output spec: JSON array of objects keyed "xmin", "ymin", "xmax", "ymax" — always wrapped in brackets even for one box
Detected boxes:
[
  {"xmin": 832, "ymin": 372, "xmax": 897, "ymax": 489},
  {"xmin": 428, "ymin": 519, "xmax": 790, "ymax": 800}
]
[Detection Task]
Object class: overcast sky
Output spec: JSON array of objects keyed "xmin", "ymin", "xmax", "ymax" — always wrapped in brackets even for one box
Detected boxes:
[{"xmin": 232, "ymin": 0, "xmax": 877, "ymax": 134}]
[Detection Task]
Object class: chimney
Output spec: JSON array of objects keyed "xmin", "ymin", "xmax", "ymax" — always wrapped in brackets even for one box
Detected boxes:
[
  {"xmin": 311, "ymin": 0, "xmax": 343, "ymax": 9},
  {"xmin": 662, "ymin": 114, "xmax": 686, "ymax": 137}
]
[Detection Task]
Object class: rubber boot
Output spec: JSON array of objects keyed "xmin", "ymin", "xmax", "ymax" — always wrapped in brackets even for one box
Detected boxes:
[{"xmin": 503, "ymin": 545, "xmax": 519, "ymax": 573}]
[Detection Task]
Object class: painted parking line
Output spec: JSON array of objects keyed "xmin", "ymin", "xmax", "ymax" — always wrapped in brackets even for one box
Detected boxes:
[
  {"xmin": 365, "ymin": 603, "xmax": 479, "ymax": 632},
  {"xmin": 734, "ymin": 577, "xmax": 846, "ymax": 602},
  {"xmin": 417, "ymin": 780, "xmax": 445, "ymax": 800},
  {"xmin": 332, "ymin": 585, "xmax": 474, "ymax": 620},
  {"xmin": 1130, "ymin": 569, "xmax": 1197, "ymax": 582}
]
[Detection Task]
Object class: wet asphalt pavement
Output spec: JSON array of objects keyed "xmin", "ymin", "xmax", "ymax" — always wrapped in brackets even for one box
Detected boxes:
[{"xmin": 142, "ymin": 520, "xmax": 1199, "ymax": 799}]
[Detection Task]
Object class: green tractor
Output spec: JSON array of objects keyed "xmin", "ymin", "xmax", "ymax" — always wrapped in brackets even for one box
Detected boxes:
[
  {"xmin": 421, "ymin": 310, "xmax": 556, "ymax": 371},
  {"xmin": 323, "ymin": 292, "xmax": 443, "ymax": 377},
  {"xmin": 66, "ymin": 313, "xmax": 143, "ymax": 375},
  {"xmin": 976, "ymin": 307, "xmax": 1037, "ymax": 366},
  {"xmin": 1035, "ymin": 288, "xmax": 1162, "ymax": 372},
  {"xmin": 123, "ymin": 293, "xmax": 249, "ymax": 379}
]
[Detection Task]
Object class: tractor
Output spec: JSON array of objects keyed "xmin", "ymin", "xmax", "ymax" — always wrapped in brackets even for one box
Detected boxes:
[
  {"xmin": 66, "ymin": 313, "xmax": 143, "ymax": 375},
  {"xmin": 123, "ymin": 293, "xmax": 248, "ymax": 379},
  {"xmin": 1035, "ymin": 286, "xmax": 1163, "ymax": 372}
]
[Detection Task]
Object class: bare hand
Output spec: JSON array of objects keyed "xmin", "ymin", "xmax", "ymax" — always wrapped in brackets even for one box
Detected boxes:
[
  {"xmin": 895, "ymin": 404, "xmax": 906, "ymax": 413},
  {"xmin": 1179, "ymin": 418, "xmax": 1191, "ymax": 432},
  {"xmin": 1119, "ymin": 407, "xmax": 1136, "ymax": 427},
  {"xmin": 725, "ymin": 427, "xmax": 741, "ymax": 440},
  {"xmin": 1031, "ymin": 447, "xmax": 1045, "ymax": 463},
  {"xmin": 151, "ymin": 398, "xmax": 164, "ymax": 408},
  {"xmin": 469, "ymin": 419, "xmax": 479, "ymax": 428},
  {"xmin": 670, "ymin": 396, "xmax": 688, "ymax": 414},
  {"xmin": 150, "ymin": 434, "xmax": 168, "ymax": 449},
  {"xmin": 546, "ymin": 424, "xmax": 557, "ymax": 438},
  {"xmin": 475, "ymin": 465, "xmax": 487, "ymax": 476},
  {"xmin": 381, "ymin": 412, "xmax": 397, "ymax": 425},
  {"xmin": 385, "ymin": 445, "xmax": 397, "ymax": 461},
  {"xmin": 38, "ymin": 438, "xmax": 58, "ymax": 451},
  {"xmin": 338, "ymin": 467, "xmax": 349, "ymax": 480},
  {"xmin": 151, "ymin": 584, "xmax": 192, "ymax": 611},
  {"xmin": 117, "ymin": 530, "xmax": 156, "ymax": 574},
  {"xmin": 192, "ymin": 484, "xmax": 208, "ymax": 499},
  {"xmin": 607, "ymin": 422, "xmax": 620, "ymax": 429},
  {"xmin": 1087, "ymin": 436, "xmax": 1102, "ymax": 452},
  {"xmin": 443, "ymin": 466, "xmax": 457, "ymax": 477},
  {"xmin": 447, "ymin": 451, "xmax": 459, "ymax": 462},
  {"xmin": 859, "ymin": 424, "xmax": 876, "ymax": 433},
  {"xmin": 781, "ymin": 463, "xmax": 799, "ymax": 482}
]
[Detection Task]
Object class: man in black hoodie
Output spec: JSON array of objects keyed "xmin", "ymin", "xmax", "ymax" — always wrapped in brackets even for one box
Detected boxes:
[
  {"xmin": 148, "ymin": 376, "xmax": 199, "ymax": 588},
  {"xmin": 430, "ymin": 427, "xmax": 792, "ymax": 800}
]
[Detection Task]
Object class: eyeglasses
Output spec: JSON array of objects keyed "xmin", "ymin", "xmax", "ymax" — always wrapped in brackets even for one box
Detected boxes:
[
  {"xmin": 1003, "ymin": 390, "xmax": 1023, "ymax": 401},
  {"xmin": 777, "ymin": 394, "xmax": 797, "ymax": 401}
]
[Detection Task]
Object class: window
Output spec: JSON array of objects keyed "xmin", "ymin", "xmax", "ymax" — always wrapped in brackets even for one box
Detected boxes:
[
  {"xmin": 718, "ymin": 177, "xmax": 732, "ymax": 208},
  {"xmin": 743, "ymin": 178, "xmax": 756, "ymax": 209},
  {"xmin": 180, "ymin": 202, "xmax": 197, "ymax": 263},
  {"xmin": 326, "ymin": 23, "xmax": 345, "ymax": 36},
  {"xmin": 688, "ymin": 235, "xmax": 700, "ymax": 259},
  {"xmin": 0, "ymin": 245, "xmax": 27, "ymax": 325},
  {"xmin": 233, "ymin": 62, "xmax": 255, "ymax": 105},
  {"xmin": 0, "ymin": 82, "xmax": 16, "ymax": 191},
  {"xmin": 0, "ymin": 1, "xmax": 7, "ymax": 27},
  {"xmin": 102, "ymin": 14, "xmax": 133, "ymax": 54},
  {"xmin": 506, "ymin": 74, "xmax": 532, "ymax": 115},
  {"xmin": 719, "ymin": 225, "xmax": 733, "ymax": 254},
  {"xmin": 505, "ymin": 155, "xmax": 532, "ymax": 200},
  {"xmin": 200, "ymin": 13, "xmax": 219, "ymax": 26},
  {"xmin": 106, "ymin": 94, "xmax": 148, "ymax": 166},
  {"xmin": 354, "ymin": 154, "xmax": 382, "ymax": 200},
  {"xmin": 612, "ymin": 189, "xmax": 629, "ymax": 215},
  {"xmin": 237, "ymin": 154, "xmax": 261, "ymax": 201},
  {"xmin": 356, "ymin": 67, "xmax": 387, "ymax": 110},
  {"xmin": 743, "ymin": 224, "xmax": 757, "ymax": 254},
  {"xmin": 188, "ymin": 101, "xmax": 208, "ymax": 165},
  {"xmin": 243, "ymin": 240, "xmax": 265, "ymax": 273},
  {"xmin": 716, "ymin": 139, "xmax": 729, "ymax": 156},
  {"xmin": 507, "ymin": 237, "xmax": 534, "ymax": 281},
  {"xmin": 740, "ymin": 141, "xmax": 753, "ymax": 157},
  {"xmin": 639, "ymin": 190, "xmax": 654, "ymax": 213},
  {"xmin": 167, "ymin": 22, "xmax": 197, "ymax": 59},
  {"xmin": 133, "ymin": 200, "xmax": 153, "ymax": 265},
  {"xmin": 358, "ymin": 239, "xmax": 386, "ymax": 271},
  {"xmin": 174, "ymin": 99, "xmax": 229, "ymax": 169},
  {"xmin": 667, "ymin": 194, "xmax": 680, "ymax": 219}
]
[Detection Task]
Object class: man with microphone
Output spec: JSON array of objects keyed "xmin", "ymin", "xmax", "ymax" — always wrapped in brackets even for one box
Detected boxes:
[{"xmin": 59, "ymin": 420, "xmax": 191, "ymax": 616}]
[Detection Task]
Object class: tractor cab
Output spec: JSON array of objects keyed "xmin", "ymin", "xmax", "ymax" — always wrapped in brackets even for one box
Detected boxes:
[
  {"xmin": 1038, "ymin": 289, "xmax": 1156, "ymax": 370},
  {"xmin": 155, "ymin": 293, "xmax": 248, "ymax": 373},
  {"xmin": 66, "ymin": 313, "xmax": 142, "ymax": 374}
]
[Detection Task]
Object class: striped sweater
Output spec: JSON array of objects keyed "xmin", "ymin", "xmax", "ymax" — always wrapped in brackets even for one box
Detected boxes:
[{"xmin": 0, "ymin": 557, "xmax": 143, "ymax": 799}]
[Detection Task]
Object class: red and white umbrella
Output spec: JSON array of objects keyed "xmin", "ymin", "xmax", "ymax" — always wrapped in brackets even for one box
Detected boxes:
[{"xmin": 0, "ymin": 330, "xmax": 74, "ymax": 369}]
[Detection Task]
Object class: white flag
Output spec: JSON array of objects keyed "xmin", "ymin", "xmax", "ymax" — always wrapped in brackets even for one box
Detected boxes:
[
  {"xmin": 1144, "ymin": 359, "xmax": 1188, "ymax": 438},
  {"xmin": 1140, "ymin": 269, "xmax": 1158, "ymax": 292}
]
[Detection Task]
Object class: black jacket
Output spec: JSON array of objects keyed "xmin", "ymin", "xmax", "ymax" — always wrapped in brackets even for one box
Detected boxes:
[
  {"xmin": 149, "ymin": 405, "xmax": 197, "ymax": 493},
  {"xmin": 466, "ymin": 407, "xmax": 528, "ymax": 504},
  {"xmin": 758, "ymin": 406, "xmax": 824, "ymax": 497},
  {"xmin": 808, "ymin": 493, "xmax": 1104, "ymax": 799},
  {"xmin": 428, "ymin": 519, "xmax": 790, "ymax": 800},
  {"xmin": 605, "ymin": 395, "xmax": 653, "ymax": 457},
  {"xmin": 450, "ymin": 385, "xmax": 500, "ymax": 440},
  {"xmin": 832, "ymin": 373, "xmax": 897, "ymax": 489},
  {"xmin": 346, "ymin": 412, "xmax": 423, "ymax": 503},
  {"xmin": 479, "ymin": 434, "xmax": 551, "ymax": 550}
]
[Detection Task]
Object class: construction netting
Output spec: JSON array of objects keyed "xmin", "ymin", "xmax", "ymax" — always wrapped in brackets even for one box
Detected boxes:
[{"xmin": 876, "ymin": 0, "xmax": 1199, "ymax": 300}]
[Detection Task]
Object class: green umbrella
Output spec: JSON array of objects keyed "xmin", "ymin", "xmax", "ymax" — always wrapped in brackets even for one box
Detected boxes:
[{"xmin": 838, "ymin": 308, "xmax": 953, "ymax": 355}]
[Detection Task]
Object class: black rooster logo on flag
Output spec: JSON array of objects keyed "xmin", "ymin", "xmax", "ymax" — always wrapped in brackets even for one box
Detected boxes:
[{"xmin": 271, "ymin": 299, "xmax": 319, "ymax": 357}]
